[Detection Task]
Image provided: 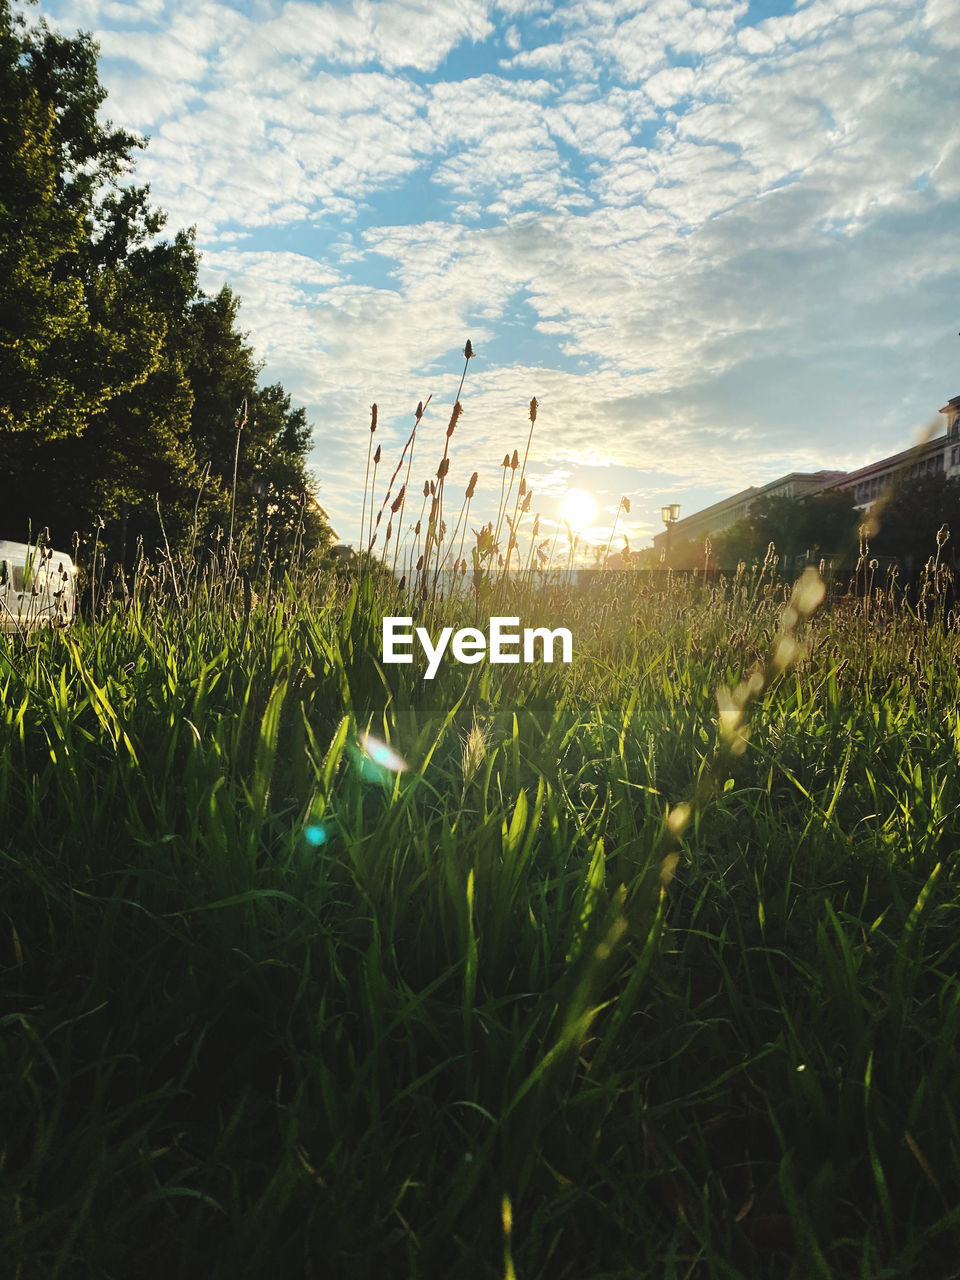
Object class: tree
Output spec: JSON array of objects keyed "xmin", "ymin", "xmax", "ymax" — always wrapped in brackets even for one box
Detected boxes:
[
  {"xmin": 250, "ymin": 385, "xmax": 332, "ymax": 571},
  {"xmin": 1, "ymin": 227, "xmax": 204, "ymax": 555},
  {"xmin": 869, "ymin": 474, "xmax": 960, "ymax": 569},
  {"xmin": 179, "ymin": 299, "xmax": 332, "ymax": 569},
  {"xmin": 0, "ymin": 2, "xmax": 332, "ymax": 573},
  {"xmin": 0, "ymin": 0, "xmax": 163, "ymax": 442},
  {"xmin": 710, "ymin": 489, "xmax": 860, "ymax": 570}
]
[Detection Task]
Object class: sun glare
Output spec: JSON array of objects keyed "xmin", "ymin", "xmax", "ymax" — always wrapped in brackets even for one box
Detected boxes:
[{"xmin": 560, "ymin": 489, "xmax": 597, "ymax": 533}]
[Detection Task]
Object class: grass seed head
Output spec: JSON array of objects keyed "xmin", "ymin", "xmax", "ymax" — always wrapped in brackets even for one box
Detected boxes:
[{"xmin": 461, "ymin": 715, "xmax": 491, "ymax": 786}]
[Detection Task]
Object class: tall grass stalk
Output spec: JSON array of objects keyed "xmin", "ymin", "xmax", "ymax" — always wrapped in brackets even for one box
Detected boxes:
[
  {"xmin": 499, "ymin": 397, "xmax": 538, "ymax": 582},
  {"xmin": 227, "ymin": 398, "xmax": 247, "ymax": 562},
  {"xmin": 359, "ymin": 402, "xmax": 377, "ymax": 567}
]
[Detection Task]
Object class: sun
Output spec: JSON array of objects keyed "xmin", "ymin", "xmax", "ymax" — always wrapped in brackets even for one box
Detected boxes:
[{"xmin": 560, "ymin": 489, "xmax": 597, "ymax": 533}]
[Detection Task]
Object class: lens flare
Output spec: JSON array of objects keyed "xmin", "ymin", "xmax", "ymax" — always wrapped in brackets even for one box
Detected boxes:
[
  {"xmin": 304, "ymin": 823, "xmax": 328, "ymax": 847},
  {"xmin": 357, "ymin": 731, "xmax": 408, "ymax": 775}
]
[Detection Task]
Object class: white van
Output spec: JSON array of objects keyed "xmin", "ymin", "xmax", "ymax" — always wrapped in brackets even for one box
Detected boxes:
[{"xmin": 0, "ymin": 541, "xmax": 78, "ymax": 633}]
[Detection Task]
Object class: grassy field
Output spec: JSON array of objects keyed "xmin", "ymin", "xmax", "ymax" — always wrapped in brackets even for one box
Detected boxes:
[{"xmin": 2, "ymin": 554, "xmax": 960, "ymax": 1279}]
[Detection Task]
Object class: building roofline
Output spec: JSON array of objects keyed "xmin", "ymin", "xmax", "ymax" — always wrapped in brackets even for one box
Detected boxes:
[
  {"xmin": 662, "ymin": 469, "xmax": 849, "ymax": 536},
  {"xmin": 828, "ymin": 434, "xmax": 946, "ymax": 487},
  {"xmin": 666, "ymin": 484, "xmax": 758, "ymax": 526}
]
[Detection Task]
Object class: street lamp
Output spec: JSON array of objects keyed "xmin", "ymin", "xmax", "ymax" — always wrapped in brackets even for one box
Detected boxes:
[{"xmin": 661, "ymin": 503, "xmax": 681, "ymax": 562}]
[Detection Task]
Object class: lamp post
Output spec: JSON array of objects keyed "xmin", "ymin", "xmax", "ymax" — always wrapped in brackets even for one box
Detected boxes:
[{"xmin": 661, "ymin": 503, "xmax": 681, "ymax": 563}]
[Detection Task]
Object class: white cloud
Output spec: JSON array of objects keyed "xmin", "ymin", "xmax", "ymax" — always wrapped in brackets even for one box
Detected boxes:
[
  {"xmin": 923, "ymin": 0, "xmax": 960, "ymax": 46},
  {"xmin": 545, "ymin": 98, "xmax": 633, "ymax": 158},
  {"xmin": 643, "ymin": 65, "xmax": 697, "ymax": 107},
  {"xmin": 260, "ymin": 0, "xmax": 495, "ymax": 71},
  {"xmin": 425, "ymin": 75, "xmax": 582, "ymax": 209}
]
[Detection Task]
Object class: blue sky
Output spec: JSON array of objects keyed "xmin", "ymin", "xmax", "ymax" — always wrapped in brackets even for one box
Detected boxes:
[{"xmin": 25, "ymin": 0, "xmax": 960, "ymax": 550}]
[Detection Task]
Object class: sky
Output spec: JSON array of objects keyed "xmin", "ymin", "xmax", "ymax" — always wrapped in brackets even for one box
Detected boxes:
[{"xmin": 23, "ymin": 0, "xmax": 960, "ymax": 553}]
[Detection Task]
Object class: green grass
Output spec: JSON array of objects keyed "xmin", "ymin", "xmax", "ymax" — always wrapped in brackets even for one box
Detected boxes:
[{"xmin": 2, "ymin": 562, "xmax": 960, "ymax": 1279}]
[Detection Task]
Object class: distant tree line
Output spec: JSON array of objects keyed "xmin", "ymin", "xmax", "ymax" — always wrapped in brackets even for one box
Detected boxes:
[
  {"xmin": 0, "ymin": 0, "xmax": 331, "ymax": 572},
  {"xmin": 645, "ymin": 477, "xmax": 960, "ymax": 574}
]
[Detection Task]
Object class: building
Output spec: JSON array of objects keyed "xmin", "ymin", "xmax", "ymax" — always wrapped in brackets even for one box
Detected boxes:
[
  {"xmin": 652, "ymin": 392, "xmax": 960, "ymax": 554},
  {"xmin": 944, "ymin": 394, "xmax": 960, "ymax": 471},
  {"xmin": 829, "ymin": 435, "xmax": 946, "ymax": 510},
  {"xmin": 652, "ymin": 470, "xmax": 847, "ymax": 553}
]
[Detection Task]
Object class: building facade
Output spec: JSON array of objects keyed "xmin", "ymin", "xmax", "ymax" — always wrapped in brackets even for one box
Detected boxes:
[{"xmin": 652, "ymin": 393, "xmax": 960, "ymax": 554}]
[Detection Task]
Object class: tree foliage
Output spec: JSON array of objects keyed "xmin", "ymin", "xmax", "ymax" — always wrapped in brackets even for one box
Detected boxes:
[
  {"xmin": 868, "ymin": 474, "xmax": 960, "ymax": 568},
  {"xmin": 0, "ymin": 0, "xmax": 331, "ymax": 570},
  {"xmin": 708, "ymin": 489, "xmax": 861, "ymax": 569},
  {"xmin": 0, "ymin": 0, "xmax": 162, "ymax": 440},
  {"xmin": 653, "ymin": 476, "xmax": 960, "ymax": 575}
]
